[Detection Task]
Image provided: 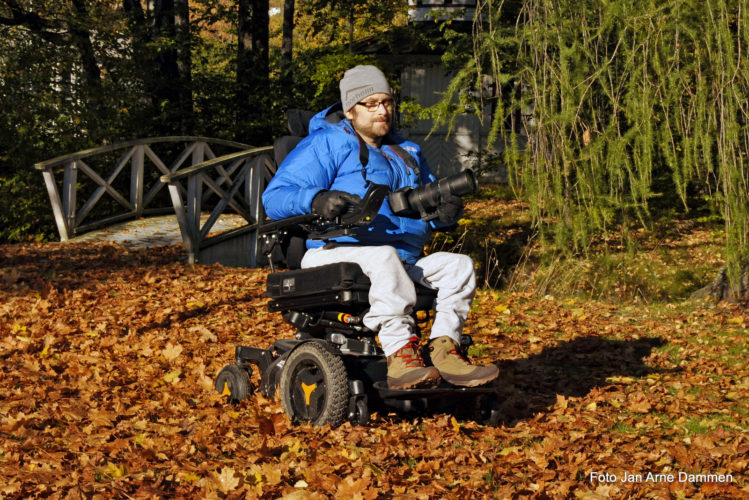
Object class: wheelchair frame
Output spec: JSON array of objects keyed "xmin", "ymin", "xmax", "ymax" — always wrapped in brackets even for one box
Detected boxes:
[{"xmin": 215, "ymin": 185, "xmax": 500, "ymax": 427}]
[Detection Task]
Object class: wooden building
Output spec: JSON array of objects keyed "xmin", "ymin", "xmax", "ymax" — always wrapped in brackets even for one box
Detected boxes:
[{"xmin": 354, "ymin": 1, "xmax": 507, "ymax": 181}]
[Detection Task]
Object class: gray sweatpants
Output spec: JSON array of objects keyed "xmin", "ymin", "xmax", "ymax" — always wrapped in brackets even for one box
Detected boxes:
[{"xmin": 301, "ymin": 245, "xmax": 476, "ymax": 356}]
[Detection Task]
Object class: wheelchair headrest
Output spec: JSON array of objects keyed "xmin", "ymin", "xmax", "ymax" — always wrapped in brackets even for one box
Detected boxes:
[
  {"xmin": 274, "ymin": 106, "xmax": 348, "ymax": 166},
  {"xmin": 285, "ymin": 106, "xmax": 346, "ymax": 137},
  {"xmin": 285, "ymin": 109, "xmax": 317, "ymax": 137}
]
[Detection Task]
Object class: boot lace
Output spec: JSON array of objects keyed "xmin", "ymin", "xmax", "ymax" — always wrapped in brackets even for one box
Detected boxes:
[
  {"xmin": 447, "ymin": 346, "xmax": 471, "ymax": 365},
  {"xmin": 395, "ymin": 336, "xmax": 425, "ymax": 368},
  {"xmin": 448, "ymin": 346, "xmax": 470, "ymax": 364}
]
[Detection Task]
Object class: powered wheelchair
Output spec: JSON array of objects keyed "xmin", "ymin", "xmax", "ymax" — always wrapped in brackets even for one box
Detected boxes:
[{"xmin": 214, "ymin": 111, "xmax": 500, "ymax": 427}]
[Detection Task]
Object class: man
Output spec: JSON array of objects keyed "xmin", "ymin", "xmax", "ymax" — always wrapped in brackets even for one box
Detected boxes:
[{"xmin": 262, "ymin": 65, "xmax": 499, "ymax": 390}]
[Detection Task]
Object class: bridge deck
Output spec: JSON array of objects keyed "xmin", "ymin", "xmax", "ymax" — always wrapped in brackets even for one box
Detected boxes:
[{"xmin": 68, "ymin": 213, "xmax": 247, "ymax": 249}]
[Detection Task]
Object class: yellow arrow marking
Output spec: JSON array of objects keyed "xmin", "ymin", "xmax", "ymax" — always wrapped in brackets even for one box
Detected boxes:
[
  {"xmin": 302, "ymin": 382, "xmax": 317, "ymax": 406},
  {"xmin": 222, "ymin": 382, "xmax": 232, "ymax": 396}
]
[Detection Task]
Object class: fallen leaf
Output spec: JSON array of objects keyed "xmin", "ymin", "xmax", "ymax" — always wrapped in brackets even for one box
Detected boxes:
[
  {"xmin": 216, "ymin": 467, "xmax": 239, "ymax": 494},
  {"xmin": 162, "ymin": 342, "xmax": 183, "ymax": 361}
]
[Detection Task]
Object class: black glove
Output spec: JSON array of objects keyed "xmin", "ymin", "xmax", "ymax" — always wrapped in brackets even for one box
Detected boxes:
[
  {"xmin": 436, "ymin": 194, "xmax": 463, "ymax": 223},
  {"xmin": 311, "ymin": 190, "xmax": 362, "ymax": 219}
]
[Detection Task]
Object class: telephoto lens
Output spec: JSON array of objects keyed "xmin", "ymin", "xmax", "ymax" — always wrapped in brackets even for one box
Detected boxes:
[{"xmin": 389, "ymin": 170, "xmax": 477, "ymax": 220}]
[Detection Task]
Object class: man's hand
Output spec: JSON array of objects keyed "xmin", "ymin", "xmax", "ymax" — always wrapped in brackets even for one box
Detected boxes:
[
  {"xmin": 436, "ymin": 193, "xmax": 462, "ymax": 223},
  {"xmin": 311, "ymin": 190, "xmax": 362, "ymax": 219}
]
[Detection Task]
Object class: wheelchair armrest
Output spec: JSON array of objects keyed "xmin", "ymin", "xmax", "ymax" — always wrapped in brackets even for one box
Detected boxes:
[
  {"xmin": 258, "ymin": 214, "xmax": 317, "ymax": 235},
  {"xmin": 260, "ymin": 183, "xmax": 390, "ymax": 241},
  {"xmin": 258, "ymin": 214, "xmax": 353, "ymax": 243}
]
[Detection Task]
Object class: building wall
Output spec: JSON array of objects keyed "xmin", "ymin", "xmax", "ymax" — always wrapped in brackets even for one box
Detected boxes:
[{"xmin": 399, "ymin": 63, "xmax": 507, "ymax": 181}]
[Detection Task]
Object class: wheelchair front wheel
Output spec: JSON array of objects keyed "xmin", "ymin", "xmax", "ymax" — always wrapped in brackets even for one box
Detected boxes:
[
  {"xmin": 280, "ymin": 342, "xmax": 349, "ymax": 427},
  {"xmin": 215, "ymin": 364, "xmax": 251, "ymax": 403}
]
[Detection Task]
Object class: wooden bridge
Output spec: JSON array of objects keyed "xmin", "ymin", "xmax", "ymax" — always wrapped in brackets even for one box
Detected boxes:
[{"xmin": 35, "ymin": 137, "xmax": 276, "ymax": 267}]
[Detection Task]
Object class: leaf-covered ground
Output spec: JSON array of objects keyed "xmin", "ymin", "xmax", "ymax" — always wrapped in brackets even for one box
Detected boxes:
[{"xmin": 1, "ymin": 234, "xmax": 747, "ymax": 498}]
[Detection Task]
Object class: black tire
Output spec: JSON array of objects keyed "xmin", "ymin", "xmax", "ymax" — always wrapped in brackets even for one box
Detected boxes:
[
  {"xmin": 353, "ymin": 398, "xmax": 370, "ymax": 426},
  {"xmin": 280, "ymin": 342, "xmax": 349, "ymax": 427},
  {"xmin": 215, "ymin": 364, "xmax": 251, "ymax": 403}
]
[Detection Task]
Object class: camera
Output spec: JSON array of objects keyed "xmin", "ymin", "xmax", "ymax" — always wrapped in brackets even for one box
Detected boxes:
[{"xmin": 388, "ymin": 169, "xmax": 477, "ymax": 221}]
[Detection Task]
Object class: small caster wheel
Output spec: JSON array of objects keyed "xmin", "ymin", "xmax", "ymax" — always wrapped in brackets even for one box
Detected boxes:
[
  {"xmin": 280, "ymin": 342, "xmax": 349, "ymax": 427},
  {"xmin": 215, "ymin": 364, "xmax": 251, "ymax": 403},
  {"xmin": 352, "ymin": 398, "xmax": 370, "ymax": 426}
]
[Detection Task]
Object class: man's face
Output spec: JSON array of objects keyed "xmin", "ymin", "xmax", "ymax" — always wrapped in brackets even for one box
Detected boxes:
[{"xmin": 344, "ymin": 92, "xmax": 394, "ymax": 145}]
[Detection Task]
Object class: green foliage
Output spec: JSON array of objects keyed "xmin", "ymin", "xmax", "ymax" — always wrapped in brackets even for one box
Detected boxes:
[
  {"xmin": 303, "ymin": 51, "xmax": 380, "ymax": 104},
  {"xmin": 0, "ymin": 3, "xmax": 160, "ymax": 243},
  {"xmin": 190, "ymin": 34, "xmax": 239, "ymax": 139},
  {"xmin": 0, "ymin": 172, "xmax": 53, "ymax": 242},
  {"xmin": 297, "ymin": 0, "xmax": 406, "ymax": 47},
  {"xmin": 0, "ymin": 1, "xmax": 403, "ymax": 242},
  {"xmin": 443, "ymin": 0, "xmax": 748, "ymax": 293}
]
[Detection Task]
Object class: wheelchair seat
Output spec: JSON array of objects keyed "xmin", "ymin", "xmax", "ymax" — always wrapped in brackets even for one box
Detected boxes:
[{"xmin": 266, "ymin": 261, "xmax": 437, "ymax": 312}]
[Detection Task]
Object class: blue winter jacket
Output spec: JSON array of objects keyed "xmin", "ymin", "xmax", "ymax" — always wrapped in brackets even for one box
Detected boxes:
[{"xmin": 262, "ymin": 104, "xmax": 443, "ymax": 264}]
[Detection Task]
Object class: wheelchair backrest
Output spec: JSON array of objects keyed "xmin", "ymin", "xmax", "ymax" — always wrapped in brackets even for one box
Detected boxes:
[{"xmin": 268, "ymin": 107, "xmax": 348, "ymax": 269}]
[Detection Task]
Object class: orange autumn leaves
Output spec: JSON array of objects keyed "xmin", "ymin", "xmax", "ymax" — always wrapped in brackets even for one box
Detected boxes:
[{"xmin": 0, "ymin": 241, "xmax": 747, "ymax": 498}]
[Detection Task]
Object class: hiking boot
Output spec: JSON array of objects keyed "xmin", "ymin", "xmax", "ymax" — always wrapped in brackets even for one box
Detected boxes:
[
  {"xmin": 387, "ymin": 336, "xmax": 441, "ymax": 390},
  {"xmin": 427, "ymin": 336, "xmax": 499, "ymax": 387}
]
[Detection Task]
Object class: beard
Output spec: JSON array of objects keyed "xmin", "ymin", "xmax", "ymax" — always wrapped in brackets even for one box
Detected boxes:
[
  {"xmin": 371, "ymin": 119, "xmax": 391, "ymax": 135},
  {"xmin": 358, "ymin": 116, "xmax": 391, "ymax": 139}
]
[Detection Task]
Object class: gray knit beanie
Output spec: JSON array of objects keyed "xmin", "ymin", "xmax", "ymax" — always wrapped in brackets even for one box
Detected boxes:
[{"xmin": 339, "ymin": 65, "xmax": 392, "ymax": 112}]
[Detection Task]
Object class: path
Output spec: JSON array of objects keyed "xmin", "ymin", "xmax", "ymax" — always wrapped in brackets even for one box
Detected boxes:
[{"xmin": 68, "ymin": 213, "xmax": 247, "ymax": 249}]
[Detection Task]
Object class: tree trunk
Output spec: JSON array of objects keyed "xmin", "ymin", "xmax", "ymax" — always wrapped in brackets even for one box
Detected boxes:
[
  {"xmin": 69, "ymin": 0, "xmax": 102, "ymax": 92},
  {"xmin": 281, "ymin": 0, "xmax": 294, "ymax": 73},
  {"xmin": 174, "ymin": 0, "xmax": 193, "ymax": 133},
  {"xmin": 143, "ymin": 0, "xmax": 193, "ymax": 134},
  {"xmin": 150, "ymin": 0, "xmax": 179, "ymax": 94},
  {"xmin": 237, "ymin": 0, "xmax": 270, "ymax": 143},
  {"xmin": 123, "ymin": 0, "xmax": 145, "ymax": 22}
]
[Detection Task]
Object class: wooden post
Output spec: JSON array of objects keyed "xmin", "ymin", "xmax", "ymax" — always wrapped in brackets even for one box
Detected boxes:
[
  {"xmin": 186, "ymin": 173, "xmax": 202, "ymax": 264},
  {"xmin": 62, "ymin": 161, "xmax": 78, "ymax": 236},
  {"xmin": 168, "ymin": 181, "xmax": 192, "ymax": 258},
  {"xmin": 192, "ymin": 141, "xmax": 205, "ymax": 166},
  {"xmin": 131, "ymin": 145, "xmax": 145, "ymax": 217},
  {"xmin": 42, "ymin": 168, "xmax": 70, "ymax": 241}
]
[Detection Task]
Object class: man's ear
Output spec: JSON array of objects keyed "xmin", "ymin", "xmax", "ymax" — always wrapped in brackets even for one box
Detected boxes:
[{"xmin": 344, "ymin": 108, "xmax": 355, "ymax": 121}]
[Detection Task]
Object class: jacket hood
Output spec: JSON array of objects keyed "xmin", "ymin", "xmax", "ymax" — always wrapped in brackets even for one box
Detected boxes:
[{"xmin": 308, "ymin": 103, "xmax": 347, "ymax": 134}]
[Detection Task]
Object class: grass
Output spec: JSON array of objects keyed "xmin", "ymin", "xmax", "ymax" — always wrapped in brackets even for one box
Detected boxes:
[
  {"xmin": 437, "ymin": 184, "xmax": 727, "ymax": 302},
  {"xmin": 611, "ymin": 421, "xmax": 639, "ymax": 434}
]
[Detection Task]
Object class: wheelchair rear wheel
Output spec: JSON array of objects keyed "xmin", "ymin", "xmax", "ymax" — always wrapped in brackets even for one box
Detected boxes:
[{"xmin": 280, "ymin": 342, "xmax": 349, "ymax": 427}]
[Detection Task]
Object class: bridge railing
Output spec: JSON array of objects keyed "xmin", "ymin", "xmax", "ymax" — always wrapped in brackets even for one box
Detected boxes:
[
  {"xmin": 35, "ymin": 137, "xmax": 252, "ymax": 241},
  {"xmin": 160, "ymin": 145, "xmax": 276, "ymax": 267}
]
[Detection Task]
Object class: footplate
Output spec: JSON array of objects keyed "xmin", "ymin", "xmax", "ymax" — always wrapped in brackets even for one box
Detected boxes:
[{"xmin": 372, "ymin": 381, "xmax": 498, "ymax": 399}]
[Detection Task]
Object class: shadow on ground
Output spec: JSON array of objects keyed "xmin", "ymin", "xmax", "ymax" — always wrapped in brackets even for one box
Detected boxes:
[
  {"xmin": 372, "ymin": 336, "xmax": 669, "ymax": 427},
  {"xmin": 492, "ymin": 335, "xmax": 669, "ymax": 425},
  {"xmin": 0, "ymin": 243, "xmax": 186, "ymax": 297}
]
